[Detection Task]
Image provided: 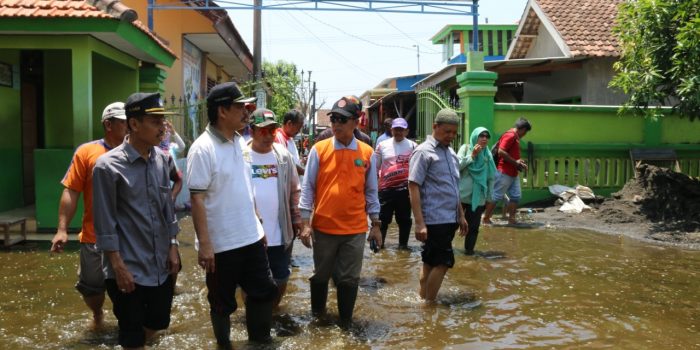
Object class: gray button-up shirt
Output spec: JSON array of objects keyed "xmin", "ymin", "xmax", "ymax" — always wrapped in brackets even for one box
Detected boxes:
[
  {"xmin": 408, "ymin": 135, "xmax": 461, "ymax": 225},
  {"xmin": 93, "ymin": 139, "xmax": 179, "ymax": 287}
]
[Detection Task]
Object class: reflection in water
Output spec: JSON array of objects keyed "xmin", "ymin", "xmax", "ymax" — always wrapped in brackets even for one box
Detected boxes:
[{"xmin": 1, "ymin": 217, "xmax": 699, "ymax": 349}]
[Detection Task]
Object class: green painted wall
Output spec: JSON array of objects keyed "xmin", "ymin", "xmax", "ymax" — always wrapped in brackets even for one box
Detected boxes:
[
  {"xmin": 0, "ymin": 49, "xmax": 23, "ymax": 212},
  {"xmin": 661, "ymin": 116, "xmax": 700, "ymax": 144},
  {"xmin": 91, "ymin": 52, "xmax": 138, "ymax": 137},
  {"xmin": 43, "ymin": 50, "xmax": 73, "ymax": 148},
  {"xmin": 34, "ymin": 149, "xmax": 82, "ymax": 230},
  {"xmin": 494, "ymin": 104, "xmax": 646, "ymax": 144}
]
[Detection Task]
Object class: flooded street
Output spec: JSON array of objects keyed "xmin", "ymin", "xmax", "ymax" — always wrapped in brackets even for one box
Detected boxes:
[{"xmin": 1, "ymin": 216, "xmax": 699, "ymax": 349}]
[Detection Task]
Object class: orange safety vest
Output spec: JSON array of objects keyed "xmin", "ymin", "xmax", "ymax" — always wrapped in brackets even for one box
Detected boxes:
[{"xmin": 312, "ymin": 138, "xmax": 374, "ymax": 234}]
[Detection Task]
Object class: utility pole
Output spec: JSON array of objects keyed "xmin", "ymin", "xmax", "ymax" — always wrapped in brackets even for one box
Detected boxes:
[
  {"xmin": 311, "ymin": 81, "xmax": 316, "ymax": 141},
  {"xmin": 412, "ymin": 44, "xmax": 420, "ymax": 73},
  {"xmin": 253, "ymin": 0, "xmax": 265, "ymax": 107}
]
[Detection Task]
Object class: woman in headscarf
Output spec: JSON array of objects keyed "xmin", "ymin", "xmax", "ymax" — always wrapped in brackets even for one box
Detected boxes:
[{"xmin": 457, "ymin": 127, "xmax": 496, "ymax": 255}]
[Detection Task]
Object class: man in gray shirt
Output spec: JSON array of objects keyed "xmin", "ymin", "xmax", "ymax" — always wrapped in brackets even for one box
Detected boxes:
[
  {"xmin": 93, "ymin": 92, "xmax": 180, "ymax": 349},
  {"xmin": 408, "ymin": 108, "xmax": 467, "ymax": 303}
]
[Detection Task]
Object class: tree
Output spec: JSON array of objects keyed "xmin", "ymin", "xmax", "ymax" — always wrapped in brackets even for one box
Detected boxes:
[
  {"xmin": 610, "ymin": 0, "xmax": 700, "ymax": 120},
  {"xmin": 261, "ymin": 60, "xmax": 302, "ymax": 119}
]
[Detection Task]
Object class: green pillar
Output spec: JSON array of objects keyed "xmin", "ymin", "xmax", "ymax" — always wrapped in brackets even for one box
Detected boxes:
[
  {"xmin": 456, "ymin": 51, "xmax": 497, "ymax": 140},
  {"xmin": 643, "ymin": 117, "xmax": 662, "ymax": 146},
  {"xmin": 71, "ymin": 46, "xmax": 93, "ymax": 145},
  {"xmin": 139, "ymin": 64, "xmax": 167, "ymax": 93}
]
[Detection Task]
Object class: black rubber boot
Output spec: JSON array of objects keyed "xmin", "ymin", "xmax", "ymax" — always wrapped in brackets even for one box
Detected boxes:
[
  {"xmin": 336, "ymin": 283, "xmax": 359, "ymax": 327},
  {"xmin": 245, "ymin": 299, "xmax": 273, "ymax": 344},
  {"xmin": 210, "ymin": 312, "xmax": 232, "ymax": 348},
  {"xmin": 310, "ymin": 281, "xmax": 329, "ymax": 316}
]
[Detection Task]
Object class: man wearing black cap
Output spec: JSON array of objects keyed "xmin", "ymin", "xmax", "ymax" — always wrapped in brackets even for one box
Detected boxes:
[
  {"xmin": 298, "ymin": 95, "xmax": 382, "ymax": 326},
  {"xmin": 187, "ymin": 82, "xmax": 278, "ymax": 346},
  {"xmin": 315, "ymin": 121, "xmax": 372, "ymax": 145},
  {"xmin": 93, "ymin": 92, "xmax": 180, "ymax": 349}
]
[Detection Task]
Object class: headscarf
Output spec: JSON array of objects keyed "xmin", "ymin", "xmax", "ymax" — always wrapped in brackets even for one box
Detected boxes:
[{"xmin": 467, "ymin": 126, "xmax": 496, "ymax": 206}]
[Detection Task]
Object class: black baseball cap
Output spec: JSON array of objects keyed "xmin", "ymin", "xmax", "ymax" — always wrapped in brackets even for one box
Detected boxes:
[
  {"xmin": 124, "ymin": 92, "xmax": 176, "ymax": 118},
  {"xmin": 327, "ymin": 95, "xmax": 363, "ymax": 118},
  {"xmin": 207, "ymin": 82, "xmax": 256, "ymax": 105}
]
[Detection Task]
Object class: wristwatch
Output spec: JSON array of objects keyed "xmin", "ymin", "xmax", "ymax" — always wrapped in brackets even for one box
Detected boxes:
[
  {"xmin": 371, "ymin": 220, "xmax": 381, "ymax": 227},
  {"xmin": 170, "ymin": 238, "xmax": 179, "ymax": 246}
]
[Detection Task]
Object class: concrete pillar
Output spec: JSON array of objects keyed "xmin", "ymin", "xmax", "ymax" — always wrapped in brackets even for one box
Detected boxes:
[
  {"xmin": 71, "ymin": 46, "xmax": 92, "ymax": 144},
  {"xmin": 139, "ymin": 64, "xmax": 167, "ymax": 93},
  {"xmin": 456, "ymin": 51, "xmax": 497, "ymax": 139}
]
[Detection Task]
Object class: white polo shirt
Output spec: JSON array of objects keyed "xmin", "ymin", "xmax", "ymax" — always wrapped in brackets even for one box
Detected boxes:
[{"xmin": 187, "ymin": 125, "xmax": 264, "ymax": 253}]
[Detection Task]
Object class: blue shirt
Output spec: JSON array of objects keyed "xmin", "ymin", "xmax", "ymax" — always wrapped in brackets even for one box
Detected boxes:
[{"xmin": 408, "ymin": 135, "xmax": 461, "ymax": 225}]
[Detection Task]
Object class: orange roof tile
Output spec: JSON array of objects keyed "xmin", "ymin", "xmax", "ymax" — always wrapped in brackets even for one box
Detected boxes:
[
  {"xmin": 537, "ymin": 0, "xmax": 622, "ymax": 57},
  {"xmin": 0, "ymin": 0, "xmax": 174, "ymax": 56}
]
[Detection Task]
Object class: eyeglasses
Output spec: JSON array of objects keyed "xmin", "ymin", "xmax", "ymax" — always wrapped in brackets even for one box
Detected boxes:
[
  {"xmin": 255, "ymin": 127, "xmax": 278, "ymax": 136},
  {"xmin": 330, "ymin": 115, "xmax": 356, "ymax": 124},
  {"xmin": 478, "ymin": 133, "xmax": 490, "ymax": 139}
]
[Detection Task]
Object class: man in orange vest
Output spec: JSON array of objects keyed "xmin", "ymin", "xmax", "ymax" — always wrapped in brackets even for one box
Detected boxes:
[{"xmin": 298, "ymin": 95, "xmax": 382, "ymax": 326}]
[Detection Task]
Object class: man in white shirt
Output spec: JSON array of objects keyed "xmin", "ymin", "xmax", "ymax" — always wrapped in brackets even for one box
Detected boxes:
[
  {"xmin": 275, "ymin": 109, "xmax": 305, "ymax": 175},
  {"xmin": 187, "ymin": 82, "xmax": 277, "ymax": 347},
  {"xmin": 245, "ymin": 108, "xmax": 301, "ymax": 308},
  {"xmin": 374, "ymin": 117, "xmax": 417, "ymax": 249}
]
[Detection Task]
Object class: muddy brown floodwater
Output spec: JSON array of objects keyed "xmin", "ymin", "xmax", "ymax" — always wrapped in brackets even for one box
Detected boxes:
[{"xmin": 1, "ymin": 216, "xmax": 699, "ymax": 349}]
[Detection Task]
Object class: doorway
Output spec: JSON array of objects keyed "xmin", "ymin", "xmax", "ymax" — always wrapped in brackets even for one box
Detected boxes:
[{"xmin": 20, "ymin": 50, "xmax": 45, "ymax": 205}]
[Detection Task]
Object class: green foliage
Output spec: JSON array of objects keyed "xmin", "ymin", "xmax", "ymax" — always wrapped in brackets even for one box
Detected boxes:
[
  {"xmin": 610, "ymin": 0, "xmax": 700, "ymax": 120},
  {"xmin": 262, "ymin": 60, "xmax": 301, "ymax": 119}
]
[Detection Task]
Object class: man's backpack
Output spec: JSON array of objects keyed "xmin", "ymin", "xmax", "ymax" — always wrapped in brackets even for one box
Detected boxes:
[
  {"xmin": 491, "ymin": 142, "xmax": 500, "ymax": 165},
  {"xmin": 491, "ymin": 130, "xmax": 515, "ymax": 165}
]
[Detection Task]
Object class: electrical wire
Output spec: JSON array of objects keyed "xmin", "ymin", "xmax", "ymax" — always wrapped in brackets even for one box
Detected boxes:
[
  {"xmin": 282, "ymin": 11, "xmax": 381, "ymax": 79},
  {"xmin": 375, "ymin": 12, "xmax": 441, "ymax": 54},
  {"xmin": 300, "ymin": 11, "xmax": 441, "ymax": 55}
]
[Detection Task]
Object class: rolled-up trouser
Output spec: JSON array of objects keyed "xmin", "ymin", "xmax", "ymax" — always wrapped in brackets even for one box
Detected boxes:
[{"xmin": 310, "ymin": 231, "xmax": 365, "ymax": 287}]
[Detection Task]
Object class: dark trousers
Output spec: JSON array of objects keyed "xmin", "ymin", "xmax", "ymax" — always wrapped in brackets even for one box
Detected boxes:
[
  {"xmin": 462, "ymin": 203, "xmax": 485, "ymax": 254},
  {"xmin": 379, "ymin": 188, "xmax": 412, "ymax": 247}
]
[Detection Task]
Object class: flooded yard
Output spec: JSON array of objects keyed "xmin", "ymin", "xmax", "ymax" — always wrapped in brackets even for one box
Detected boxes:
[{"xmin": 1, "ymin": 216, "xmax": 699, "ymax": 349}]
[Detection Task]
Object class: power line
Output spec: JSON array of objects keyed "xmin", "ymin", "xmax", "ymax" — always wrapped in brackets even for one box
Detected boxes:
[
  {"xmin": 282, "ymin": 11, "xmax": 381, "ymax": 79},
  {"xmin": 300, "ymin": 11, "xmax": 441, "ymax": 55},
  {"xmin": 375, "ymin": 12, "xmax": 441, "ymax": 54}
]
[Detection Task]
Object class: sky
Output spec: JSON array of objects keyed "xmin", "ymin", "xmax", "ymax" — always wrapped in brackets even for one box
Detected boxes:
[{"xmin": 227, "ymin": 0, "xmax": 527, "ymax": 107}]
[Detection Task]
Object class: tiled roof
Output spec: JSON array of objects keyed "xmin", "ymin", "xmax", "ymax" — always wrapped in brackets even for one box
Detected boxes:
[
  {"xmin": 538, "ymin": 0, "xmax": 621, "ymax": 57},
  {"xmin": 510, "ymin": 0, "xmax": 621, "ymax": 59},
  {"xmin": 0, "ymin": 0, "xmax": 174, "ymax": 56}
]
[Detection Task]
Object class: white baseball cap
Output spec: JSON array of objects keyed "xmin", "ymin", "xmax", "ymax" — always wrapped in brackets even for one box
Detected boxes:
[{"xmin": 101, "ymin": 102, "xmax": 127, "ymax": 121}]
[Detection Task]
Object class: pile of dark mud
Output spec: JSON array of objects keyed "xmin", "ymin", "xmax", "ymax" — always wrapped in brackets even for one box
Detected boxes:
[{"xmin": 603, "ymin": 164, "xmax": 700, "ymax": 237}]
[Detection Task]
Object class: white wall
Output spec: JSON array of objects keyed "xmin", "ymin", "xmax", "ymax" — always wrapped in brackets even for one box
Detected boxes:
[
  {"xmin": 522, "ymin": 58, "xmax": 629, "ymax": 105},
  {"xmin": 523, "ymin": 68, "xmax": 586, "ymax": 103},
  {"xmin": 526, "ymin": 23, "xmax": 565, "ymax": 58},
  {"xmin": 583, "ymin": 58, "xmax": 628, "ymax": 105}
]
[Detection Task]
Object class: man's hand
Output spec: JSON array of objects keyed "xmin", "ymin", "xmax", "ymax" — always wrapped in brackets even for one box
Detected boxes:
[
  {"xmin": 293, "ymin": 223, "xmax": 302, "ymax": 238},
  {"xmin": 113, "ymin": 261, "xmax": 135, "ymax": 293},
  {"xmin": 198, "ymin": 241, "xmax": 216, "ymax": 273},
  {"xmin": 50, "ymin": 231, "xmax": 68, "ymax": 253},
  {"xmin": 516, "ymin": 159, "xmax": 528, "ymax": 172},
  {"xmin": 415, "ymin": 222, "xmax": 428, "ymax": 242},
  {"xmin": 167, "ymin": 245, "xmax": 180, "ymax": 274},
  {"xmin": 458, "ymin": 216, "xmax": 468, "ymax": 237},
  {"xmin": 299, "ymin": 225, "xmax": 313, "ymax": 248},
  {"xmin": 368, "ymin": 225, "xmax": 382, "ymax": 248}
]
